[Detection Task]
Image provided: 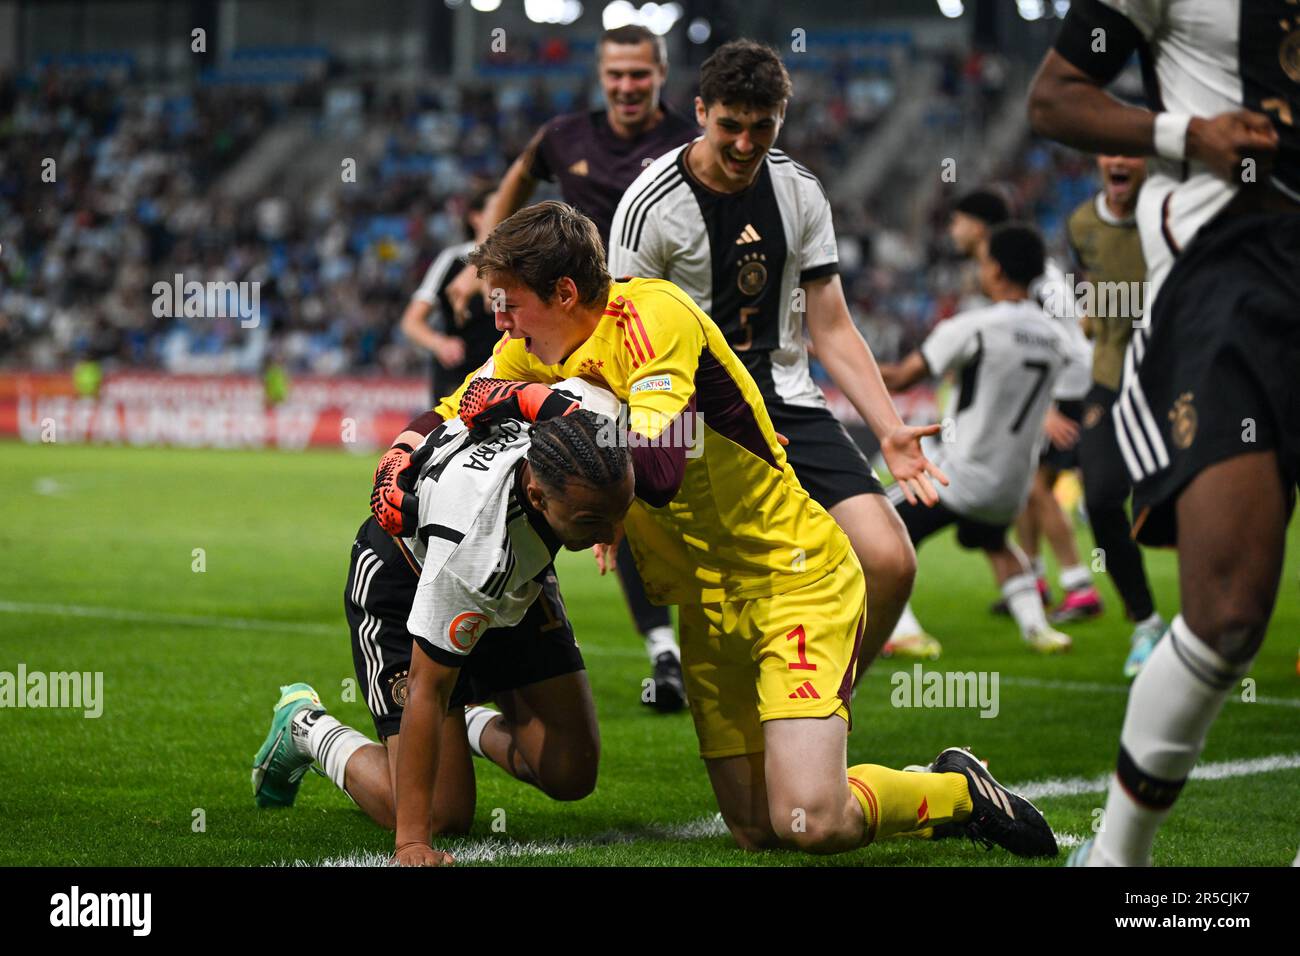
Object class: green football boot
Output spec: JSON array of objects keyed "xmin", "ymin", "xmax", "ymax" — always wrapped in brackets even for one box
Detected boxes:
[{"xmin": 251, "ymin": 682, "xmax": 323, "ymax": 808}]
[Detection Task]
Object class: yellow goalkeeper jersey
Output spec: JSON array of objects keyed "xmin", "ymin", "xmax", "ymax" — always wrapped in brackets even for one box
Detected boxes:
[{"xmin": 433, "ymin": 277, "xmax": 849, "ymax": 605}]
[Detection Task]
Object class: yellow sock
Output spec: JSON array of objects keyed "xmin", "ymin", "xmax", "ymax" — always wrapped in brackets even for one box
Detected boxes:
[{"xmin": 847, "ymin": 764, "xmax": 972, "ymax": 844}]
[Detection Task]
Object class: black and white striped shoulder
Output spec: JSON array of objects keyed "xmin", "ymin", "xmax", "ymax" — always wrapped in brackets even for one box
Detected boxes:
[
  {"xmin": 766, "ymin": 148, "xmax": 828, "ymax": 199},
  {"xmin": 615, "ymin": 145, "xmax": 691, "ymax": 253}
]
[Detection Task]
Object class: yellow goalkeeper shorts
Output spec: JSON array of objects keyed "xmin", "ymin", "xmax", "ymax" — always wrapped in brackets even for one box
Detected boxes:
[{"xmin": 678, "ymin": 551, "xmax": 866, "ymax": 759}]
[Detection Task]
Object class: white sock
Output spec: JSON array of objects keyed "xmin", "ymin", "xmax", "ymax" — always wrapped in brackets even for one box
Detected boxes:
[
  {"xmin": 290, "ymin": 710, "xmax": 372, "ymax": 792},
  {"xmin": 1136, "ymin": 611, "xmax": 1163, "ymax": 631},
  {"xmin": 890, "ymin": 602, "xmax": 925, "ymax": 640},
  {"xmin": 1091, "ymin": 615, "xmax": 1248, "ymax": 866},
  {"xmin": 1029, "ymin": 555, "xmax": 1047, "ymax": 579},
  {"xmin": 1003, "ymin": 572, "xmax": 1050, "ymax": 638},
  {"xmin": 464, "ymin": 705, "xmax": 500, "ymax": 759},
  {"xmin": 644, "ymin": 625, "xmax": 678, "ymax": 662},
  {"xmin": 1060, "ymin": 564, "xmax": 1092, "ymax": 592}
]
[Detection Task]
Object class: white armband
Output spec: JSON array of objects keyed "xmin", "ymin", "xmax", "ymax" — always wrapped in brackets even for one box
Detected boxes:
[{"xmin": 1153, "ymin": 112, "xmax": 1193, "ymax": 162}]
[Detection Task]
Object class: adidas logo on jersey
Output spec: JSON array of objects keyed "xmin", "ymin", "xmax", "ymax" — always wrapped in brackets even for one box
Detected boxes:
[
  {"xmin": 568, "ymin": 159, "xmax": 589, "ymax": 176},
  {"xmin": 735, "ymin": 224, "xmax": 762, "ymax": 245},
  {"xmin": 788, "ymin": 680, "xmax": 820, "ymax": 700}
]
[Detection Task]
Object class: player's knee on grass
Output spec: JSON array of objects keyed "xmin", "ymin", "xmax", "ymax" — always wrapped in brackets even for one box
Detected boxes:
[
  {"xmin": 430, "ymin": 808, "xmax": 473, "ymax": 836},
  {"xmin": 532, "ymin": 733, "xmax": 599, "ymax": 801},
  {"xmin": 767, "ymin": 797, "xmax": 856, "ymax": 854},
  {"xmin": 704, "ymin": 754, "xmax": 779, "ymax": 850},
  {"xmin": 366, "ymin": 804, "xmax": 396, "ymax": 831},
  {"xmin": 723, "ymin": 818, "xmax": 781, "ymax": 852}
]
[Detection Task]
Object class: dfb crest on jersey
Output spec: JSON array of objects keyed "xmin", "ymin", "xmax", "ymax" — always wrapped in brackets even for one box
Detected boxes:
[
  {"xmin": 388, "ymin": 670, "xmax": 409, "ymax": 707},
  {"xmin": 737, "ymin": 252, "xmax": 768, "ymax": 296},
  {"xmin": 1169, "ymin": 392, "xmax": 1197, "ymax": 450},
  {"xmin": 1281, "ymin": 26, "xmax": 1300, "ymax": 83}
]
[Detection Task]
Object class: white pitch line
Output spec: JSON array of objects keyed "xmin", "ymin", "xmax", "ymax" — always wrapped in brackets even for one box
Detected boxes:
[
  {"xmin": 1010, "ymin": 752, "xmax": 1300, "ymax": 801},
  {"xmin": 0, "ymin": 599, "xmax": 644, "ymax": 657},
  {"xmin": 1000, "ymin": 675, "xmax": 1300, "ymax": 710},
  {"xmin": 0, "ymin": 600, "xmax": 336, "ymax": 635},
  {"xmin": 859, "ymin": 670, "xmax": 1300, "ymax": 710},
  {"xmin": 286, "ymin": 755, "xmax": 1300, "ymax": 866},
  {"xmin": 285, "ymin": 815, "xmax": 731, "ymax": 867}
]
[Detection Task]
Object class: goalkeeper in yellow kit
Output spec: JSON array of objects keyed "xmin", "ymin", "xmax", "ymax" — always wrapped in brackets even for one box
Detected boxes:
[{"xmin": 373, "ymin": 200, "xmax": 1058, "ymax": 860}]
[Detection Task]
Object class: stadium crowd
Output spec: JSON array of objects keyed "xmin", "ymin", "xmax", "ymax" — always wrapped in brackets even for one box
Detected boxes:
[{"xmin": 0, "ymin": 46, "xmax": 1093, "ymax": 381}]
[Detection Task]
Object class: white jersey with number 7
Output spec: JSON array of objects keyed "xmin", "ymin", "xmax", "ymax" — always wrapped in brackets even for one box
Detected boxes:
[{"xmin": 919, "ymin": 299, "xmax": 1071, "ymax": 526}]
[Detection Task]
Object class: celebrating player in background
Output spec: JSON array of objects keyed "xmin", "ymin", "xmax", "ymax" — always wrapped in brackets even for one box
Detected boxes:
[
  {"xmin": 1029, "ymin": 0, "xmax": 1298, "ymax": 865},
  {"xmin": 879, "ymin": 224, "xmax": 1074, "ymax": 656},
  {"xmin": 445, "ymin": 24, "xmax": 698, "ymax": 711},
  {"xmin": 400, "ymin": 186, "xmax": 499, "ymax": 405},
  {"xmin": 949, "ymin": 189, "xmax": 1102, "ymax": 624},
  {"xmin": 254, "ymin": 401, "xmax": 633, "ymax": 867},
  {"xmin": 608, "ymin": 40, "xmax": 946, "ymax": 676},
  {"xmin": 1066, "ymin": 153, "xmax": 1166, "ymax": 676},
  {"xmin": 393, "ymin": 201, "xmax": 1058, "ymax": 859}
]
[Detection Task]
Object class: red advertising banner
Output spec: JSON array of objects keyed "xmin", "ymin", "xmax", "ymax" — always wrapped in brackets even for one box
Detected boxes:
[
  {"xmin": 0, "ymin": 372, "xmax": 430, "ymax": 451},
  {"xmin": 0, "ymin": 371, "xmax": 939, "ymax": 452}
]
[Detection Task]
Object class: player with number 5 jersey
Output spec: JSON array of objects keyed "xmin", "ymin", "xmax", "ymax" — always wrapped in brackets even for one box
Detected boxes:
[{"xmin": 608, "ymin": 40, "xmax": 949, "ymax": 673}]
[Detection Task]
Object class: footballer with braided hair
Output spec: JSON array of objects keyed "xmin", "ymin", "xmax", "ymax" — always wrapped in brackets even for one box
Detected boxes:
[
  {"xmin": 528, "ymin": 409, "xmax": 631, "ymax": 494},
  {"xmin": 251, "ymin": 392, "xmax": 633, "ymax": 867},
  {"xmin": 371, "ymin": 200, "xmax": 1060, "ymax": 863}
]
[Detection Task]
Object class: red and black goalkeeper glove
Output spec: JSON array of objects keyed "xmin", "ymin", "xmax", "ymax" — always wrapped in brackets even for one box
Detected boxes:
[
  {"xmin": 459, "ymin": 378, "xmax": 579, "ymax": 433},
  {"xmin": 371, "ymin": 442, "xmax": 421, "ymax": 537}
]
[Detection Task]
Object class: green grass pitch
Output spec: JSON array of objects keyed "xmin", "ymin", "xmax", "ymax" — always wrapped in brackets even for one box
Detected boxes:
[{"xmin": 2, "ymin": 440, "xmax": 1297, "ymax": 867}]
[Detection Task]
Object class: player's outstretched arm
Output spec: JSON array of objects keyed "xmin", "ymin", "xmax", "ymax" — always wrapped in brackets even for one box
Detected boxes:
[
  {"xmin": 803, "ymin": 275, "xmax": 947, "ymax": 505},
  {"xmin": 392, "ymin": 645, "xmax": 459, "ymax": 867}
]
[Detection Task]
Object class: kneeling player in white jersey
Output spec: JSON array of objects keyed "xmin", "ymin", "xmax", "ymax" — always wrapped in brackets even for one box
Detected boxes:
[
  {"xmin": 252, "ymin": 395, "xmax": 633, "ymax": 867},
  {"xmin": 608, "ymin": 40, "xmax": 947, "ymax": 677},
  {"xmin": 879, "ymin": 224, "xmax": 1075, "ymax": 655}
]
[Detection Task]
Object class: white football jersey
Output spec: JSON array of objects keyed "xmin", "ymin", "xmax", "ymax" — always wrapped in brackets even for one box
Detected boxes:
[
  {"xmin": 411, "ymin": 241, "xmax": 474, "ymax": 315},
  {"xmin": 403, "ymin": 380, "xmax": 619, "ymax": 658},
  {"xmin": 1084, "ymin": 2, "xmax": 1300, "ymax": 487},
  {"xmin": 920, "ymin": 299, "xmax": 1071, "ymax": 525},
  {"xmin": 1097, "ymin": 1, "xmax": 1300, "ymax": 305},
  {"xmin": 607, "ymin": 142, "xmax": 839, "ymax": 408},
  {"xmin": 1032, "ymin": 257, "xmax": 1093, "ymax": 401}
]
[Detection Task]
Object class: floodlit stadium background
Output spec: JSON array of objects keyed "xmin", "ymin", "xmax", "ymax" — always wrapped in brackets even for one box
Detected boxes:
[
  {"xmin": 2, "ymin": 1, "xmax": 1297, "ymax": 868},
  {"xmin": 0, "ymin": 0, "xmax": 1113, "ymax": 451}
]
